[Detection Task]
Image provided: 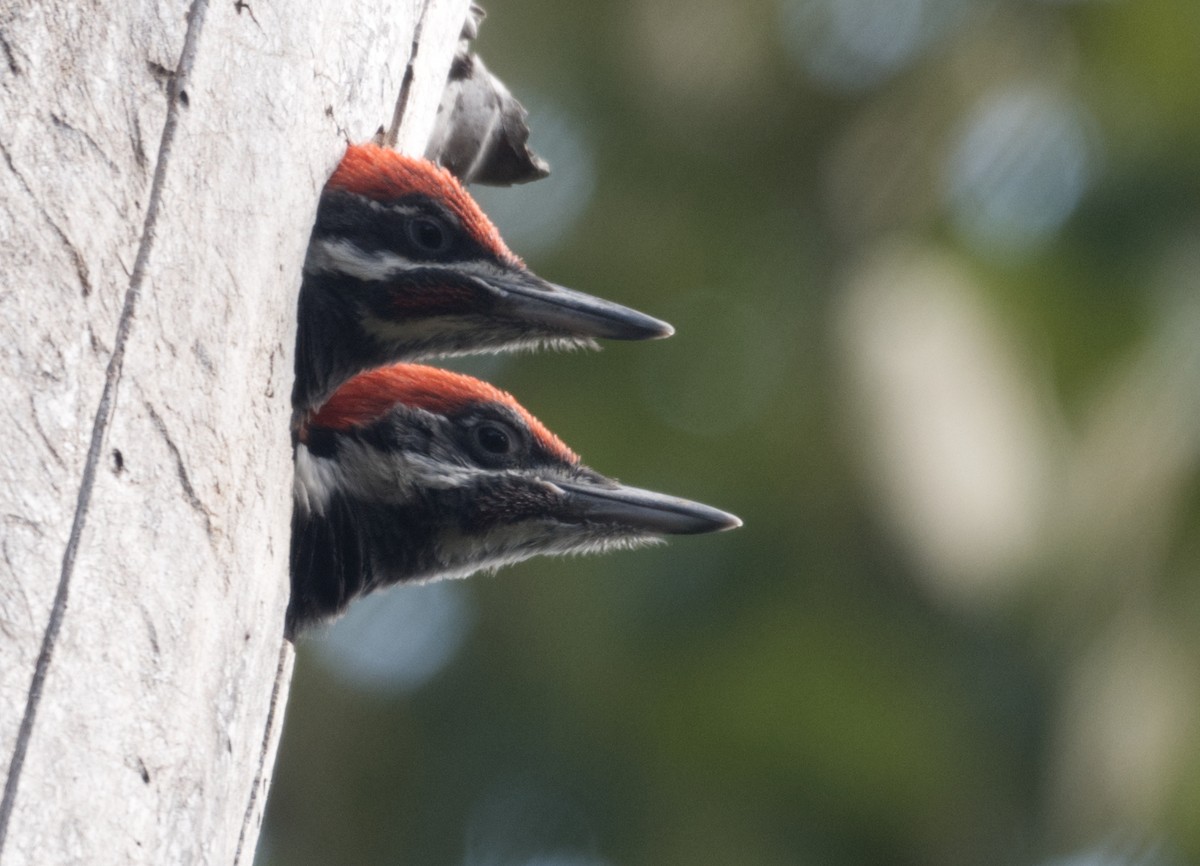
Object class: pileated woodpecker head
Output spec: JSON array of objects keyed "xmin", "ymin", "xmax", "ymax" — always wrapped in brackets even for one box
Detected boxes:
[
  {"xmin": 293, "ymin": 144, "xmax": 673, "ymax": 415},
  {"xmin": 288, "ymin": 364, "xmax": 740, "ymax": 635}
]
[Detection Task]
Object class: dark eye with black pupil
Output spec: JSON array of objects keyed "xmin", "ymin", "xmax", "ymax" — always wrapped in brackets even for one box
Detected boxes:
[
  {"xmin": 409, "ymin": 217, "xmax": 447, "ymax": 253},
  {"xmin": 475, "ymin": 425, "xmax": 512, "ymax": 456}
]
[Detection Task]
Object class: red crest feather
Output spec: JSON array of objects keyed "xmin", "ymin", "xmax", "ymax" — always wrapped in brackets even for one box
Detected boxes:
[
  {"xmin": 327, "ymin": 144, "xmax": 519, "ymax": 265},
  {"xmin": 309, "ymin": 364, "xmax": 578, "ymax": 464}
]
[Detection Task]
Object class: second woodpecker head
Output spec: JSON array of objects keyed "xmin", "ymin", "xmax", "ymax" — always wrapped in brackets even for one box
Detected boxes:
[
  {"xmin": 289, "ymin": 364, "xmax": 740, "ymax": 634},
  {"xmin": 294, "ymin": 144, "xmax": 673, "ymax": 415}
]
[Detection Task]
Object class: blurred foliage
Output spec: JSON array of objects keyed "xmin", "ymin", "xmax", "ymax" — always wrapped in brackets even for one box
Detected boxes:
[{"xmin": 262, "ymin": 1, "xmax": 1200, "ymax": 864}]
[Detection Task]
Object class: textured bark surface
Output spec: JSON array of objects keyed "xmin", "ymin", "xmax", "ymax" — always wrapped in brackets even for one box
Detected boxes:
[{"xmin": 0, "ymin": 0, "xmax": 467, "ymax": 862}]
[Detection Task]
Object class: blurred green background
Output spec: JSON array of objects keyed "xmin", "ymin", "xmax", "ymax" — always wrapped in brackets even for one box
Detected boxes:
[{"xmin": 261, "ymin": 0, "xmax": 1200, "ymax": 863}]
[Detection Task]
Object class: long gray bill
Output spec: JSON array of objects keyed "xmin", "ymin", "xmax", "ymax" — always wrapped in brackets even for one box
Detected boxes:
[
  {"xmin": 553, "ymin": 479, "xmax": 742, "ymax": 535},
  {"xmin": 493, "ymin": 272, "xmax": 674, "ymax": 341}
]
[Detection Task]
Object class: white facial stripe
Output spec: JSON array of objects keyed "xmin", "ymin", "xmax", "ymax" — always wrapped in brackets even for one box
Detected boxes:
[
  {"xmin": 327, "ymin": 439, "xmax": 484, "ymax": 504},
  {"xmin": 296, "ymin": 432, "xmax": 524, "ymax": 516},
  {"xmin": 401, "ymin": 454, "xmax": 481, "ymax": 490},
  {"xmin": 353, "ymin": 195, "xmax": 459, "ymax": 228},
  {"xmin": 294, "ymin": 446, "xmax": 346, "ymax": 517},
  {"xmin": 360, "ymin": 199, "xmax": 423, "ymax": 219},
  {"xmin": 305, "ymin": 238, "xmax": 513, "ymax": 287},
  {"xmin": 305, "ymin": 239, "xmax": 415, "ymax": 281}
]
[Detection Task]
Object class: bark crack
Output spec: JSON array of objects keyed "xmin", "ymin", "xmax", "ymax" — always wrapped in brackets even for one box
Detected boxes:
[
  {"xmin": 50, "ymin": 112, "xmax": 121, "ymax": 176},
  {"xmin": 0, "ymin": 142, "xmax": 93, "ymax": 297},
  {"xmin": 145, "ymin": 401, "xmax": 216, "ymax": 539},
  {"xmin": 232, "ymin": 642, "xmax": 291, "ymax": 866},
  {"xmin": 0, "ymin": 29, "xmax": 19, "ymax": 76},
  {"xmin": 383, "ymin": 0, "xmax": 433, "ymax": 148},
  {"xmin": 0, "ymin": 0, "xmax": 212, "ymax": 851},
  {"xmin": 27, "ymin": 400, "xmax": 66, "ymax": 472}
]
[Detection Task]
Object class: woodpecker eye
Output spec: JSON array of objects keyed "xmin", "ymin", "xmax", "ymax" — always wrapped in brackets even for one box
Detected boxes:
[
  {"xmin": 407, "ymin": 217, "xmax": 451, "ymax": 255},
  {"xmin": 473, "ymin": 423, "xmax": 514, "ymax": 457}
]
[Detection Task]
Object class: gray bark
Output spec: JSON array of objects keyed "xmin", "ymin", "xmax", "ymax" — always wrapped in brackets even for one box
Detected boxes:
[{"xmin": 0, "ymin": 0, "xmax": 467, "ymax": 862}]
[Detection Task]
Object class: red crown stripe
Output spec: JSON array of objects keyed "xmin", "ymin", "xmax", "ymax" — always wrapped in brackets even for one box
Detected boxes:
[
  {"xmin": 327, "ymin": 144, "xmax": 521, "ymax": 267},
  {"xmin": 310, "ymin": 364, "xmax": 579, "ymax": 464}
]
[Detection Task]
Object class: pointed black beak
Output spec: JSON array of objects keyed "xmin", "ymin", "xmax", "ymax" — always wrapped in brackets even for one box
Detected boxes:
[
  {"xmin": 490, "ymin": 270, "xmax": 674, "ymax": 342},
  {"xmin": 551, "ymin": 478, "xmax": 742, "ymax": 535}
]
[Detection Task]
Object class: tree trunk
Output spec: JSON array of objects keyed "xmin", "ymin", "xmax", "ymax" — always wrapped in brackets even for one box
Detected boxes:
[{"xmin": 0, "ymin": 0, "xmax": 467, "ymax": 862}]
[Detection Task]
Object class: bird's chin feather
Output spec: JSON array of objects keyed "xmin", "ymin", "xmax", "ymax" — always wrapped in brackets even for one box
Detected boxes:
[
  {"xmin": 413, "ymin": 523, "xmax": 664, "ymax": 585},
  {"xmin": 489, "ymin": 335, "xmax": 601, "ymax": 356},
  {"xmin": 420, "ymin": 333, "xmax": 600, "ymax": 359},
  {"xmin": 552, "ymin": 533, "xmax": 666, "ymax": 558},
  {"xmin": 360, "ymin": 315, "xmax": 601, "ymax": 362}
]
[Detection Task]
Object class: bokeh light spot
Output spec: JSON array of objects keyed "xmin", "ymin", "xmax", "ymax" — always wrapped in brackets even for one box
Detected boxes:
[
  {"xmin": 311, "ymin": 580, "xmax": 474, "ymax": 694},
  {"xmin": 779, "ymin": 0, "xmax": 970, "ymax": 91},
  {"xmin": 836, "ymin": 240, "xmax": 1052, "ymax": 606},
  {"xmin": 463, "ymin": 782, "xmax": 605, "ymax": 866},
  {"xmin": 944, "ymin": 84, "xmax": 1096, "ymax": 255}
]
